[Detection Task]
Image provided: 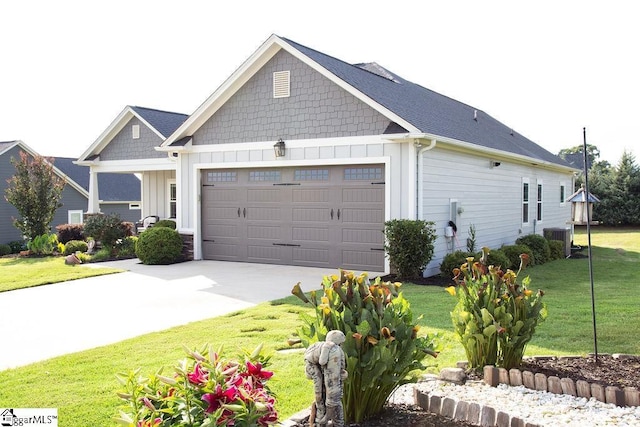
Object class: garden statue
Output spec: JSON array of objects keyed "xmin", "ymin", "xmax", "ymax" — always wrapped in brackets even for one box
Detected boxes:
[{"xmin": 304, "ymin": 330, "xmax": 348, "ymax": 427}]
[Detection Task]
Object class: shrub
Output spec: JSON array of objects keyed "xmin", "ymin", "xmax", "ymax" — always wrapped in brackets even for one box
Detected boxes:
[
  {"xmin": 501, "ymin": 244, "xmax": 534, "ymax": 270},
  {"xmin": 115, "ymin": 344, "xmax": 277, "ymax": 426},
  {"xmin": 467, "ymin": 224, "xmax": 477, "ymax": 252},
  {"xmin": 0, "ymin": 244, "xmax": 11, "ymax": 256},
  {"xmin": 153, "ymin": 219, "xmax": 177, "ymax": 229},
  {"xmin": 440, "ymin": 250, "xmax": 476, "ymax": 278},
  {"xmin": 83, "ymin": 213, "xmax": 129, "ymax": 249},
  {"xmin": 291, "ymin": 270, "xmax": 438, "ymax": 423},
  {"xmin": 55, "ymin": 224, "xmax": 84, "ymax": 243},
  {"xmin": 115, "ymin": 236, "xmax": 137, "ymax": 258},
  {"xmin": 63, "ymin": 240, "xmax": 89, "ymax": 255},
  {"xmin": 481, "ymin": 248, "xmax": 511, "ymax": 270},
  {"xmin": 383, "ymin": 219, "xmax": 436, "ymax": 280},
  {"xmin": 27, "ymin": 234, "xmax": 59, "ymax": 256},
  {"xmin": 547, "ymin": 240, "xmax": 565, "ymax": 260},
  {"xmin": 516, "ymin": 234, "xmax": 551, "ymax": 265},
  {"xmin": 8, "ymin": 240, "xmax": 26, "ymax": 254},
  {"xmin": 446, "ymin": 248, "xmax": 547, "ymax": 370},
  {"xmin": 90, "ymin": 248, "xmax": 112, "ymax": 262},
  {"xmin": 135, "ymin": 227, "xmax": 183, "ymax": 265}
]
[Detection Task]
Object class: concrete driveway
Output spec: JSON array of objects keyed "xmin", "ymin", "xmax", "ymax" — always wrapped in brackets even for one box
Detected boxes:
[{"xmin": 0, "ymin": 259, "xmax": 379, "ymax": 371}]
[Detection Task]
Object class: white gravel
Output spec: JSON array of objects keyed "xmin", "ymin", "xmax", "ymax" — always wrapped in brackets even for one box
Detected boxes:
[{"xmin": 387, "ymin": 375, "xmax": 640, "ymax": 426}]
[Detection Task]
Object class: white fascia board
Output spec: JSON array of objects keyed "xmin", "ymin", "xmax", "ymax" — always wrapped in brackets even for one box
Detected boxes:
[
  {"xmin": 88, "ymin": 158, "xmax": 176, "ymax": 173},
  {"xmin": 130, "ymin": 109, "xmax": 166, "ymax": 140},
  {"xmin": 0, "ymin": 140, "xmax": 21, "ymax": 156},
  {"xmin": 163, "ymin": 35, "xmax": 283, "ymax": 147},
  {"xmin": 78, "ymin": 107, "xmax": 133, "ymax": 161}
]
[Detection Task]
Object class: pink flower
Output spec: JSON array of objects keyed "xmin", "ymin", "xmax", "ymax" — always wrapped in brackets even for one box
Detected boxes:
[
  {"xmin": 202, "ymin": 384, "xmax": 240, "ymax": 414},
  {"xmin": 244, "ymin": 361, "xmax": 274, "ymax": 381},
  {"xmin": 137, "ymin": 418, "xmax": 162, "ymax": 427},
  {"xmin": 187, "ymin": 363, "xmax": 208, "ymax": 385}
]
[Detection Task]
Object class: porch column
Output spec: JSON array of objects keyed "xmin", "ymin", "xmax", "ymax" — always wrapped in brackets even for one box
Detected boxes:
[{"xmin": 87, "ymin": 170, "xmax": 100, "ymax": 213}]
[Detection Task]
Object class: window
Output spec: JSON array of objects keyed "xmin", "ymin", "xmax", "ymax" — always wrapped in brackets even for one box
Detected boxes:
[
  {"xmin": 522, "ymin": 179, "xmax": 529, "ymax": 224},
  {"xmin": 537, "ymin": 180, "xmax": 543, "ymax": 222},
  {"xmin": 68, "ymin": 210, "xmax": 83, "ymax": 225},
  {"xmin": 206, "ymin": 171, "xmax": 237, "ymax": 182},
  {"xmin": 273, "ymin": 71, "xmax": 290, "ymax": 98},
  {"xmin": 344, "ymin": 167, "xmax": 383, "ymax": 180},
  {"xmin": 129, "ymin": 203, "xmax": 141, "ymax": 210},
  {"xmin": 249, "ymin": 170, "xmax": 281, "ymax": 182},
  {"xmin": 560, "ymin": 183, "xmax": 566, "ymax": 204},
  {"xmin": 294, "ymin": 169, "xmax": 329, "ymax": 181},
  {"xmin": 132, "ymin": 124, "xmax": 140, "ymax": 139},
  {"xmin": 168, "ymin": 180, "xmax": 176, "ymax": 219}
]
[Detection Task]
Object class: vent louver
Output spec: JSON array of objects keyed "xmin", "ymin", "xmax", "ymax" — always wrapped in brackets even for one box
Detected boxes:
[{"xmin": 273, "ymin": 71, "xmax": 290, "ymax": 98}]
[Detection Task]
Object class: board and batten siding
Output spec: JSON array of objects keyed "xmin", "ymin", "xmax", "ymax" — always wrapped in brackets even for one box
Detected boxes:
[
  {"xmin": 421, "ymin": 147, "xmax": 574, "ymax": 277},
  {"xmin": 141, "ymin": 170, "xmax": 175, "ymax": 219}
]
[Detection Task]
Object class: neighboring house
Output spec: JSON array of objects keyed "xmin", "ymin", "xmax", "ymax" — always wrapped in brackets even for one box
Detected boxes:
[
  {"xmin": 77, "ymin": 35, "xmax": 578, "ymax": 276},
  {"xmin": 0, "ymin": 140, "xmax": 141, "ymax": 245},
  {"xmin": 1, "ymin": 140, "xmax": 87, "ymax": 244},
  {"xmin": 53, "ymin": 157, "xmax": 142, "ymax": 223}
]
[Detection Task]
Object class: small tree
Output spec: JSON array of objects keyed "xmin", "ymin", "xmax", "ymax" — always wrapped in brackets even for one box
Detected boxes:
[
  {"xmin": 383, "ymin": 219, "xmax": 436, "ymax": 280},
  {"xmin": 4, "ymin": 151, "xmax": 65, "ymax": 241}
]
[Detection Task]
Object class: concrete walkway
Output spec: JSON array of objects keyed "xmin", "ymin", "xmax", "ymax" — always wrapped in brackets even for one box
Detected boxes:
[{"xmin": 0, "ymin": 259, "xmax": 378, "ymax": 371}]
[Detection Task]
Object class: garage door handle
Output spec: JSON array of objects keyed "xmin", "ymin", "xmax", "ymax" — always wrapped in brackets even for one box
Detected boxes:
[
  {"xmin": 330, "ymin": 208, "xmax": 334, "ymax": 220},
  {"xmin": 243, "ymin": 208, "xmax": 246, "ymax": 218},
  {"xmin": 238, "ymin": 208, "xmax": 241, "ymax": 217},
  {"xmin": 337, "ymin": 209, "xmax": 340, "ymax": 220}
]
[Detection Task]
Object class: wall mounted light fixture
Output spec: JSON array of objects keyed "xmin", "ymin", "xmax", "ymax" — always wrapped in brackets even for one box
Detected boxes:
[
  {"xmin": 490, "ymin": 160, "xmax": 501, "ymax": 168},
  {"xmin": 274, "ymin": 138, "xmax": 286, "ymax": 158}
]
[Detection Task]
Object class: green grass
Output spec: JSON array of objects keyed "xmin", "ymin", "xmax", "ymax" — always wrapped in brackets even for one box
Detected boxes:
[
  {"xmin": 0, "ymin": 226, "xmax": 638, "ymax": 425},
  {"xmin": 0, "ymin": 256, "xmax": 123, "ymax": 292}
]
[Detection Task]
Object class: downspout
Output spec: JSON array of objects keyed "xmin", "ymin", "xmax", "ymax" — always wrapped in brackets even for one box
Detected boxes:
[{"xmin": 416, "ymin": 139, "xmax": 437, "ymax": 220}]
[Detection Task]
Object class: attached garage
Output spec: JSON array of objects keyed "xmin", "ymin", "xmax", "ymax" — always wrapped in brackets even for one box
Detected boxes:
[{"xmin": 201, "ymin": 164, "xmax": 385, "ymax": 271}]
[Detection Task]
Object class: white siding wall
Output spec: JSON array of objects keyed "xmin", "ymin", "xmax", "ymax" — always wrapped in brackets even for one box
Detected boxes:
[
  {"xmin": 420, "ymin": 147, "xmax": 574, "ymax": 277},
  {"xmin": 142, "ymin": 170, "xmax": 176, "ymax": 219}
]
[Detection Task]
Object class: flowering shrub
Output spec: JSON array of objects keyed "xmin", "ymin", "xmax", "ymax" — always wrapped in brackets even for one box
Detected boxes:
[
  {"xmin": 114, "ymin": 344, "xmax": 278, "ymax": 427},
  {"xmin": 446, "ymin": 248, "xmax": 547, "ymax": 370},
  {"xmin": 291, "ymin": 270, "xmax": 438, "ymax": 423}
]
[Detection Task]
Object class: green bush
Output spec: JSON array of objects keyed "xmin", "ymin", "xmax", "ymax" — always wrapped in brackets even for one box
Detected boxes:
[
  {"xmin": 27, "ymin": 234, "xmax": 59, "ymax": 256},
  {"xmin": 83, "ymin": 213, "xmax": 129, "ymax": 249},
  {"xmin": 63, "ymin": 240, "xmax": 88, "ymax": 255},
  {"xmin": 8, "ymin": 240, "xmax": 26, "ymax": 253},
  {"xmin": 548, "ymin": 240, "xmax": 565, "ymax": 260},
  {"xmin": 447, "ymin": 248, "xmax": 546, "ymax": 370},
  {"xmin": 383, "ymin": 219, "xmax": 436, "ymax": 280},
  {"xmin": 115, "ymin": 236, "xmax": 138, "ymax": 258},
  {"xmin": 89, "ymin": 248, "xmax": 112, "ymax": 262},
  {"xmin": 153, "ymin": 219, "xmax": 176, "ymax": 229},
  {"xmin": 516, "ymin": 234, "xmax": 551, "ymax": 265},
  {"xmin": 440, "ymin": 250, "xmax": 476, "ymax": 278},
  {"xmin": 55, "ymin": 224, "xmax": 84, "ymax": 243},
  {"xmin": 481, "ymin": 248, "xmax": 511, "ymax": 270},
  {"xmin": 135, "ymin": 227, "xmax": 183, "ymax": 265},
  {"xmin": 501, "ymin": 244, "xmax": 534, "ymax": 270},
  {"xmin": 0, "ymin": 244, "xmax": 11, "ymax": 256},
  {"xmin": 291, "ymin": 270, "xmax": 438, "ymax": 424}
]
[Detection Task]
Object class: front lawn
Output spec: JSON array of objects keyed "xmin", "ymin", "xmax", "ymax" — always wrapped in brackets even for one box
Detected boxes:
[
  {"xmin": 0, "ymin": 227, "xmax": 637, "ymax": 425},
  {"xmin": 0, "ymin": 256, "xmax": 123, "ymax": 292}
]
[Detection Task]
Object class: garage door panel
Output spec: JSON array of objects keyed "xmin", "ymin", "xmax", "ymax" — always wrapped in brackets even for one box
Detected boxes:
[
  {"xmin": 205, "ymin": 188, "xmax": 240, "ymax": 202},
  {"xmin": 341, "ymin": 249, "xmax": 385, "ymax": 271},
  {"xmin": 247, "ymin": 188, "xmax": 281, "ymax": 202},
  {"xmin": 292, "ymin": 248, "xmax": 330, "ymax": 267},
  {"xmin": 247, "ymin": 207, "xmax": 281, "ymax": 221},
  {"xmin": 248, "ymin": 245, "xmax": 287, "ymax": 263},
  {"xmin": 292, "ymin": 227, "xmax": 329, "ymax": 242},
  {"xmin": 342, "ymin": 228, "xmax": 383, "ymax": 245},
  {"xmin": 341, "ymin": 208, "xmax": 384, "ymax": 224},
  {"xmin": 342, "ymin": 187, "xmax": 384, "ymax": 203},
  {"xmin": 204, "ymin": 224, "xmax": 239, "ymax": 239},
  {"xmin": 292, "ymin": 208, "xmax": 331, "ymax": 222},
  {"xmin": 204, "ymin": 207, "xmax": 240, "ymax": 220},
  {"xmin": 247, "ymin": 225, "xmax": 281, "ymax": 239},
  {"xmin": 292, "ymin": 188, "xmax": 330, "ymax": 203},
  {"xmin": 203, "ymin": 241, "xmax": 241, "ymax": 261}
]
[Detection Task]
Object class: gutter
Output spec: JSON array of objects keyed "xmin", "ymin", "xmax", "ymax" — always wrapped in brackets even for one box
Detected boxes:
[{"xmin": 416, "ymin": 139, "xmax": 437, "ymax": 220}]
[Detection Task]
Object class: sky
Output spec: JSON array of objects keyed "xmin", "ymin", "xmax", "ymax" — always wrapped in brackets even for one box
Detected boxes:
[{"xmin": 1, "ymin": 1, "xmax": 638, "ymax": 165}]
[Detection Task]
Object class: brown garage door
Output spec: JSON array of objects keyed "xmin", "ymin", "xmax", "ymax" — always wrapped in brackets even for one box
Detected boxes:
[{"xmin": 201, "ymin": 165, "xmax": 385, "ymax": 271}]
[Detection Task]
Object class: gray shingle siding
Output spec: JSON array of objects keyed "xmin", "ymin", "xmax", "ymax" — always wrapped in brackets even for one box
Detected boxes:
[
  {"xmin": 130, "ymin": 106, "xmax": 188, "ymax": 138},
  {"xmin": 0, "ymin": 145, "xmax": 23, "ymax": 243},
  {"xmin": 100, "ymin": 117, "xmax": 165, "ymax": 160},
  {"xmin": 193, "ymin": 50, "xmax": 390, "ymax": 145}
]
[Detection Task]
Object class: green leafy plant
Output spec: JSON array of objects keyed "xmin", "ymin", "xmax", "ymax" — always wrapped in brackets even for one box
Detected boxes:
[
  {"xmin": 291, "ymin": 270, "xmax": 438, "ymax": 423},
  {"xmin": 135, "ymin": 227, "xmax": 183, "ymax": 265},
  {"xmin": 547, "ymin": 240, "xmax": 565, "ymax": 260},
  {"xmin": 480, "ymin": 248, "xmax": 510, "ymax": 270},
  {"xmin": 467, "ymin": 224, "xmax": 477, "ymax": 252},
  {"xmin": 115, "ymin": 236, "xmax": 138, "ymax": 258},
  {"xmin": 8, "ymin": 240, "xmax": 26, "ymax": 254},
  {"xmin": 154, "ymin": 219, "xmax": 177, "ymax": 229},
  {"xmin": 440, "ymin": 250, "xmax": 475, "ymax": 278},
  {"xmin": 115, "ymin": 344, "xmax": 277, "ymax": 427},
  {"xmin": 83, "ymin": 213, "xmax": 131, "ymax": 250},
  {"xmin": 516, "ymin": 234, "xmax": 551, "ymax": 265},
  {"xmin": 27, "ymin": 233, "xmax": 60, "ymax": 256},
  {"xmin": 446, "ymin": 248, "xmax": 547, "ymax": 370},
  {"xmin": 500, "ymin": 244, "xmax": 534, "ymax": 270},
  {"xmin": 0, "ymin": 244, "xmax": 11, "ymax": 256},
  {"xmin": 63, "ymin": 240, "xmax": 89, "ymax": 256},
  {"xmin": 383, "ymin": 219, "xmax": 437, "ymax": 279}
]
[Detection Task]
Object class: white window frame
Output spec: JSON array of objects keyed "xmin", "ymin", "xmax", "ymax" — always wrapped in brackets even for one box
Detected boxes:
[
  {"xmin": 129, "ymin": 203, "xmax": 141, "ymax": 210},
  {"xmin": 168, "ymin": 179, "xmax": 177, "ymax": 219},
  {"xmin": 522, "ymin": 178, "xmax": 530, "ymax": 225},
  {"xmin": 560, "ymin": 182, "xmax": 567, "ymax": 204},
  {"xmin": 536, "ymin": 180, "xmax": 543, "ymax": 222},
  {"xmin": 68, "ymin": 210, "xmax": 84, "ymax": 225}
]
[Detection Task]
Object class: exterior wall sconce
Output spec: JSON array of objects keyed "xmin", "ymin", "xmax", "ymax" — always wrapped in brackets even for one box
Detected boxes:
[
  {"xmin": 274, "ymin": 138, "xmax": 286, "ymax": 158},
  {"xmin": 490, "ymin": 160, "xmax": 501, "ymax": 168}
]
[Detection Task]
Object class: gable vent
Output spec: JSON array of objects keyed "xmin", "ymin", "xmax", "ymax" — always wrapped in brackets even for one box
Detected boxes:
[{"xmin": 273, "ymin": 71, "xmax": 290, "ymax": 98}]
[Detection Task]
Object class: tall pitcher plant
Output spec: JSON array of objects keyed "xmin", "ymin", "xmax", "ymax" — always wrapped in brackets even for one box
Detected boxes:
[
  {"xmin": 446, "ymin": 248, "xmax": 547, "ymax": 370},
  {"xmin": 291, "ymin": 270, "xmax": 438, "ymax": 423}
]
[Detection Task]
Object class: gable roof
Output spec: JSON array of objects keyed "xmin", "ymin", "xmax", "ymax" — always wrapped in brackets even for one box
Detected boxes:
[
  {"xmin": 78, "ymin": 106, "xmax": 188, "ymax": 162},
  {"xmin": 0, "ymin": 140, "xmax": 87, "ymax": 196},
  {"xmin": 162, "ymin": 35, "xmax": 572, "ymax": 170},
  {"xmin": 54, "ymin": 157, "xmax": 141, "ymax": 202}
]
